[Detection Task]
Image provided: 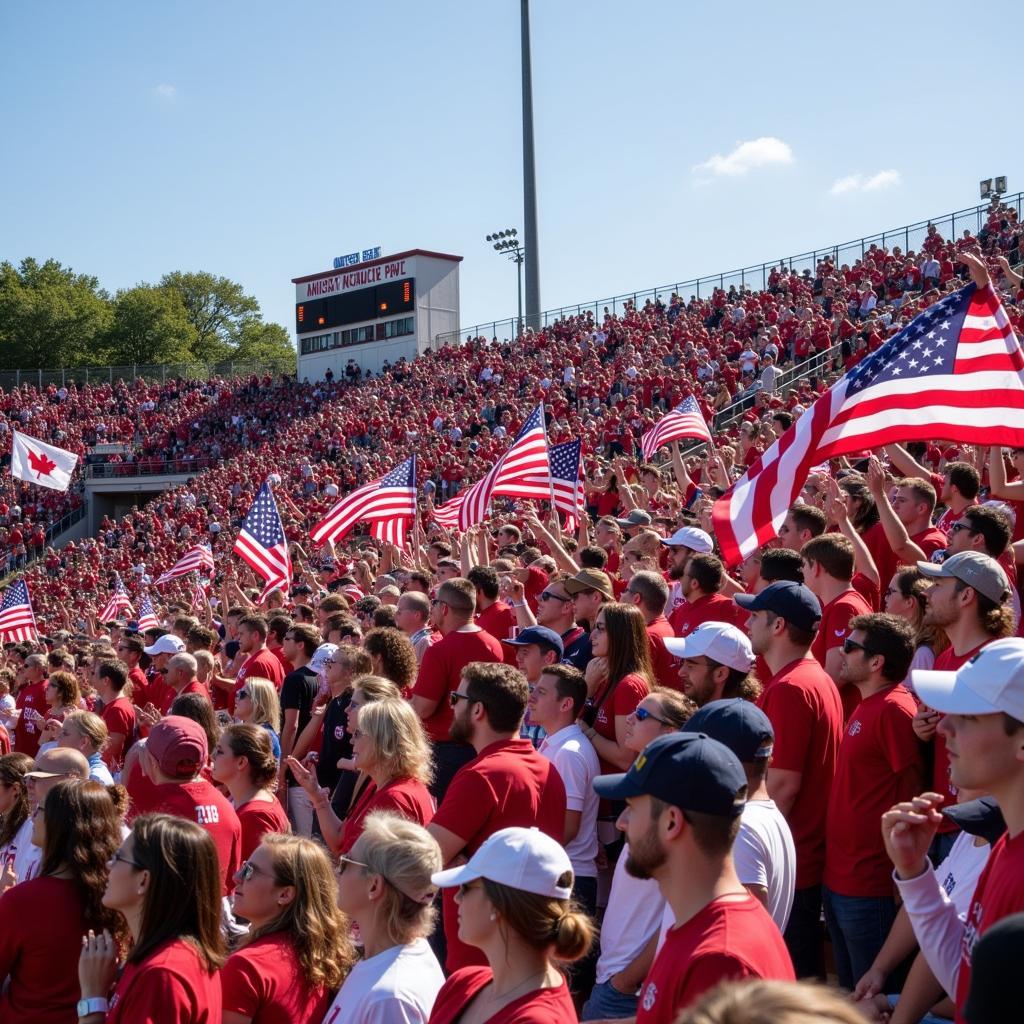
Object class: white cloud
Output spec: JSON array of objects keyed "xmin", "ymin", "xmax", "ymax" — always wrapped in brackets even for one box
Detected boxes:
[
  {"xmin": 829, "ymin": 169, "xmax": 901, "ymax": 196},
  {"xmin": 693, "ymin": 137, "xmax": 794, "ymax": 178},
  {"xmin": 153, "ymin": 83, "xmax": 177, "ymax": 101}
]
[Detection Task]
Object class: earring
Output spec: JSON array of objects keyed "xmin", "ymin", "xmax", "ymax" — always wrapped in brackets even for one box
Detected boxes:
[{"xmin": 489, "ymin": 912, "xmax": 496, "ymax": 922}]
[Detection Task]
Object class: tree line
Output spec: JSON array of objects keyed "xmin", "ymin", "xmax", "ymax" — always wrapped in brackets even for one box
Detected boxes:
[{"xmin": 0, "ymin": 259, "xmax": 296, "ymax": 371}]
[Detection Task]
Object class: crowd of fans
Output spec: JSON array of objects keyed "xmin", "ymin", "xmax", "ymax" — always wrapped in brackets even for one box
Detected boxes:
[{"xmin": 0, "ymin": 200, "xmax": 1020, "ymax": 1022}]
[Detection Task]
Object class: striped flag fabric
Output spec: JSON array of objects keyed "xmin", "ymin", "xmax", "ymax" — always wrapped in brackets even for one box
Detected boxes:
[
  {"xmin": 432, "ymin": 491, "xmax": 464, "ymax": 529},
  {"xmin": 233, "ymin": 481, "xmax": 292, "ymax": 601},
  {"xmin": 154, "ymin": 544, "xmax": 216, "ymax": 587},
  {"xmin": 641, "ymin": 395, "xmax": 712, "ymax": 461},
  {"xmin": 0, "ymin": 579, "xmax": 37, "ymax": 643},
  {"xmin": 458, "ymin": 405, "xmax": 551, "ymax": 529},
  {"xmin": 713, "ymin": 282, "xmax": 1024, "ymax": 565},
  {"xmin": 547, "ymin": 439, "xmax": 585, "ymax": 530},
  {"xmin": 190, "ymin": 575, "xmax": 209, "ymax": 613},
  {"xmin": 136, "ymin": 594, "xmax": 160, "ymax": 632},
  {"xmin": 310, "ymin": 457, "xmax": 416, "ymax": 548},
  {"xmin": 98, "ymin": 576, "xmax": 134, "ymax": 623}
]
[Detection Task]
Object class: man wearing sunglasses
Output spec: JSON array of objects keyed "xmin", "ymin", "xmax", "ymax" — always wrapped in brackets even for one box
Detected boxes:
[
  {"xmin": 507, "ymin": 573, "xmax": 591, "ymax": 672},
  {"xmin": 822, "ymin": 613, "xmax": 923, "ymax": 992}
]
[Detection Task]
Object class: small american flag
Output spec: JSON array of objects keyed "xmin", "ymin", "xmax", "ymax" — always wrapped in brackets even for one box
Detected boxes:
[
  {"xmin": 233, "ymin": 481, "xmax": 292, "ymax": 601},
  {"xmin": 459, "ymin": 405, "xmax": 551, "ymax": 529},
  {"xmin": 136, "ymin": 594, "xmax": 160, "ymax": 632},
  {"xmin": 547, "ymin": 440, "xmax": 585, "ymax": 531},
  {"xmin": 311, "ymin": 456, "xmax": 416, "ymax": 549},
  {"xmin": 190, "ymin": 575, "xmax": 209, "ymax": 613},
  {"xmin": 98, "ymin": 576, "xmax": 134, "ymax": 623},
  {"xmin": 641, "ymin": 396, "xmax": 712, "ymax": 461},
  {"xmin": 0, "ymin": 579, "xmax": 37, "ymax": 643},
  {"xmin": 714, "ymin": 282, "xmax": 1024, "ymax": 564},
  {"xmin": 154, "ymin": 544, "xmax": 216, "ymax": 587}
]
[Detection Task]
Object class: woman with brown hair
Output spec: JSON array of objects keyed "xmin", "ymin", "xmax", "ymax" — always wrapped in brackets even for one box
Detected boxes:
[
  {"xmin": 43, "ymin": 669, "xmax": 80, "ymax": 727},
  {"xmin": 579, "ymin": 602, "xmax": 654, "ymax": 772},
  {"xmin": 223, "ymin": 833, "xmax": 355, "ymax": 1023},
  {"xmin": 212, "ymin": 723, "xmax": 291, "ymax": 862},
  {"xmin": 884, "ymin": 565, "xmax": 949, "ymax": 677},
  {"xmin": 362, "ymin": 627, "xmax": 419, "ymax": 695},
  {"xmin": 429, "ymin": 826, "xmax": 592, "ymax": 1023},
  {"xmin": 0, "ymin": 779, "xmax": 125, "ymax": 1024},
  {"xmin": 0, "ymin": 751, "xmax": 33, "ymax": 871},
  {"xmin": 78, "ymin": 813, "xmax": 225, "ymax": 1024}
]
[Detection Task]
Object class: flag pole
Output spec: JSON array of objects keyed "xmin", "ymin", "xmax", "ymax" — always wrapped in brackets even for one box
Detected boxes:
[{"xmin": 542, "ymin": 403, "xmax": 559, "ymax": 524}]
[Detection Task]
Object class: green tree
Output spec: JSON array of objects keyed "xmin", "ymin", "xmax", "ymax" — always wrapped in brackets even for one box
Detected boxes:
[
  {"xmin": 160, "ymin": 270, "xmax": 260, "ymax": 362},
  {"xmin": 0, "ymin": 259, "xmax": 112, "ymax": 369},
  {"xmin": 230, "ymin": 320, "xmax": 296, "ymax": 370},
  {"xmin": 105, "ymin": 285, "xmax": 198, "ymax": 366}
]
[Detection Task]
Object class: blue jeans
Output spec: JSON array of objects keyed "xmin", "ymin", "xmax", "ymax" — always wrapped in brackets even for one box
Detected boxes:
[
  {"xmin": 580, "ymin": 979, "xmax": 638, "ymax": 1021},
  {"xmin": 822, "ymin": 886, "xmax": 898, "ymax": 992}
]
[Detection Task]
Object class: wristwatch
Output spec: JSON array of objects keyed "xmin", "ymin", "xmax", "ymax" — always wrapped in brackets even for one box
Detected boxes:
[{"xmin": 77, "ymin": 996, "xmax": 109, "ymax": 1018}]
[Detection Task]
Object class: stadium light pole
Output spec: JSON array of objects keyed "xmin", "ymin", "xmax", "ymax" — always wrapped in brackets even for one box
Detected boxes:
[
  {"xmin": 486, "ymin": 230, "xmax": 526, "ymax": 336},
  {"xmin": 521, "ymin": 0, "xmax": 540, "ymax": 331}
]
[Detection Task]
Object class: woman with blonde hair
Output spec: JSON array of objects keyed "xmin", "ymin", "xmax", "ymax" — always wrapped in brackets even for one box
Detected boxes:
[
  {"xmin": 329, "ymin": 812, "xmax": 445, "ymax": 1023},
  {"xmin": 678, "ymin": 978, "xmax": 867, "ymax": 1024},
  {"xmin": 884, "ymin": 565, "xmax": 949, "ymax": 677},
  {"xmin": 222, "ymin": 833, "xmax": 355, "ymax": 1023},
  {"xmin": 287, "ymin": 695, "xmax": 434, "ymax": 854},
  {"xmin": 55, "ymin": 710, "xmax": 113, "ymax": 785},
  {"xmin": 234, "ymin": 677, "xmax": 282, "ymax": 760},
  {"xmin": 429, "ymin": 826, "xmax": 592, "ymax": 1023}
]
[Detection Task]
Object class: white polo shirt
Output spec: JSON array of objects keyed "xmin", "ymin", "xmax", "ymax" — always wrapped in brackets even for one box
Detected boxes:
[{"xmin": 538, "ymin": 723, "xmax": 600, "ymax": 878}]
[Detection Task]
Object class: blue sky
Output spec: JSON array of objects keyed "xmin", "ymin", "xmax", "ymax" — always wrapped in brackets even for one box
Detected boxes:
[{"xmin": 1, "ymin": 1, "xmax": 1020, "ymax": 349}]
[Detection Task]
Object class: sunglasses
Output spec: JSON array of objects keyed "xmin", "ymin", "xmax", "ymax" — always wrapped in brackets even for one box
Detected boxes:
[
  {"xmin": 842, "ymin": 638, "xmax": 876, "ymax": 656},
  {"xmin": 634, "ymin": 706, "xmax": 672, "ymax": 726},
  {"xmin": 448, "ymin": 691, "xmax": 476, "ymax": 707},
  {"xmin": 238, "ymin": 860, "xmax": 272, "ymax": 882},
  {"xmin": 949, "ymin": 522, "xmax": 976, "ymax": 535},
  {"xmin": 112, "ymin": 850, "xmax": 143, "ymax": 870},
  {"xmin": 539, "ymin": 591, "xmax": 571, "ymax": 603},
  {"xmin": 236, "ymin": 690, "xmax": 249, "ymax": 700},
  {"xmin": 335, "ymin": 854, "xmax": 369, "ymax": 876}
]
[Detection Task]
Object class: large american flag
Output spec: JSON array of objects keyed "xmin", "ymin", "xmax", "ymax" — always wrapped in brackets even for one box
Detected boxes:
[
  {"xmin": 432, "ymin": 491, "xmax": 464, "ymax": 529},
  {"xmin": 98, "ymin": 576, "xmax": 133, "ymax": 623},
  {"xmin": 310, "ymin": 456, "xmax": 416, "ymax": 549},
  {"xmin": 641, "ymin": 395, "xmax": 712, "ymax": 461},
  {"xmin": 547, "ymin": 439, "xmax": 585, "ymax": 531},
  {"xmin": 458, "ymin": 405, "xmax": 551, "ymax": 529},
  {"xmin": 136, "ymin": 594, "xmax": 160, "ymax": 632},
  {"xmin": 154, "ymin": 544, "xmax": 216, "ymax": 587},
  {"xmin": 713, "ymin": 283, "xmax": 1024, "ymax": 565},
  {"xmin": 0, "ymin": 579, "xmax": 37, "ymax": 643},
  {"xmin": 233, "ymin": 481, "xmax": 292, "ymax": 601}
]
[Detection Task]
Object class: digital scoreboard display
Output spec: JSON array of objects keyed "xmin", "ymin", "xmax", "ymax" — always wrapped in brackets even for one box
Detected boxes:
[{"xmin": 296, "ymin": 278, "xmax": 415, "ymax": 333}]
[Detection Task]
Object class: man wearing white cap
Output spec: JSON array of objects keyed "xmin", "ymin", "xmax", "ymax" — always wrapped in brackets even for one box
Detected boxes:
[
  {"xmin": 665, "ymin": 622, "xmax": 757, "ymax": 708},
  {"xmin": 669, "ymin": 553, "xmax": 748, "ymax": 639},
  {"xmin": 883, "ymin": 636, "xmax": 1024, "ymax": 1020},
  {"xmin": 661, "ymin": 528, "xmax": 713, "ymax": 631}
]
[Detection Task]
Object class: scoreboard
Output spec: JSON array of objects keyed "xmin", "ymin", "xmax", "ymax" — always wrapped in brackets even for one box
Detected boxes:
[{"xmin": 295, "ymin": 278, "xmax": 416, "ymax": 334}]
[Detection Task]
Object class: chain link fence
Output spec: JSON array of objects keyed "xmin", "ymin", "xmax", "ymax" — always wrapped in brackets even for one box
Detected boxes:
[{"xmin": 0, "ymin": 358, "xmax": 298, "ymax": 390}]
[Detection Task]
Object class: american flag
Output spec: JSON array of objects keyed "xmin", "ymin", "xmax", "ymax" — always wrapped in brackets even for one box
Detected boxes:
[
  {"xmin": 547, "ymin": 440, "xmax": 585, "ymax": 531},
  {"xmin": 713, "ymin": 283, "xmax": 1024, "ymax": 565},
  {"xmin": 458, "ymin": 405, "xmax": 551, "ymax": 529},
  {"xmin": 98, "ymin": 576, "xmax": 133, "ymax": 623},
  {"xmin": 154, "ymin": 544, "xmax": 216, "ymax": 586},
  {"xmin": 136, "ymin": 594, "xmax": 160, "ymax": 632},
  {"xmin": 310, "ymin": 456, "xmax": 416, "ymax": 549},
  {"xmin": 233, "ymin": 481, "xmax": 292, "ymax": 601},
  {"xmin": 432, "ymin": 491, "xmax": 464, "ymax": 529},
  {"xmin": 0, "ymin": 579, "xmax": 37, "ymax": 643},
  {"xmin": 641, "ymin": 396, "xmax": 712, "ymax": 461},
  {"xmin": 190, "ymin": 575, "xmax": 209, "ymax": 613}
]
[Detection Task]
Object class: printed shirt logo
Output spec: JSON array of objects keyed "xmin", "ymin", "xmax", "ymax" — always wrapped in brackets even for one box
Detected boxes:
[
  {"xmin": 848, "ymin": 720, "xmax": 862, "ymax": 737},
  {"xmin": 834, "ymin": 628, "xmax": 847, "ymax": 637},
  {"xmin": 642, "ymin": 981, "xmax": 658, "ymax": 1012}
]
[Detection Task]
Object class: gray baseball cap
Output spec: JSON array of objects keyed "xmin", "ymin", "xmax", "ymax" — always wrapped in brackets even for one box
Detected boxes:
[{"xmin": 916, "ymin": 551, "xmax": 1011, "ymax": 604}]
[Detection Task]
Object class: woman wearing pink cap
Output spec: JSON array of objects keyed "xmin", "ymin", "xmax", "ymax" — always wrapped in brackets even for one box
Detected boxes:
[{"xmin": 428, "ymin": 826, "xmax": 593, "ymax": 1024}]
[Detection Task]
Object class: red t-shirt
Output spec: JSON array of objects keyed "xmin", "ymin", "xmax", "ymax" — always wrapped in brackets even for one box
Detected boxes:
[
  {"xmin": 593, "ymin": 671, "xmax": 650, "ymax": 775},
  {"xmin": 236, "ymin": 796, "xmax": 292, "ymax": 863},
  {"xmin": 475, "ymin": 601, "xmax": 519, "ymax": 663},
  {"xmin": 757, "ymin": 658, "xmax": 843, "ymax": 889},
  {"xmin": 100, "ymin": 696, "xmax": 138, "ymax": 769},
  {"xmin": 429, "ymin": 966, "xmax": 576, "ymax": 1024},
  {"xmin": 158, "ymin": 679, "xmax": 212, "ymax": 716},
  {"xmin": 431, "ymin": 738, "xmax": 567, "ymax": 972},
  {"xmin": 861, "ymin": 523, "xmax": 947, "ymax": 601},
  {"xmin": 636, "ymin": 894, "xmax": 795, "ymax": 1023},
  {"xmin": 107, "ymin": 939, "xmax": 221, "ymax": 1024},
  {"xmin": 221, "ymin": 932, "xmax": 329, "ymax": 1024},
  {"xmin": 810, "ymin": 587, "xmax": 873, "ymax": 720},
  {"xmin": 236, "ymin": 648, "xmax": 286, "ymax": 694},
  {"xmin": 411, "ymin": 628, "xmax": 504, "ymax": 743},
  {"xmin": 0, "ymin": 876, "xmax": 86, "ymax": 1024},
  {"xmin": 668, "ymin": 593, "xmax": 746, "ymax": 638},
  {"xmin": 13, "ymin": 679, "xmax": 48, "ymax": 756},
  {"xmin": 128, "ymin": 665, "xmax": 151, "ymax": 707},
  {"xmin": 824, "ymin": 684, "xmax": 924, "ymax": 897},
  {"xmin": 138, "ymin": 780, "xmax": 242, "ymax": 894},
  {"xmin": 646, "ymin": 616, "xmax": 680, "ymax": 690},
  {"xmin": 339, "ymin": 776, "xmax": 435, "ymax": 853}
]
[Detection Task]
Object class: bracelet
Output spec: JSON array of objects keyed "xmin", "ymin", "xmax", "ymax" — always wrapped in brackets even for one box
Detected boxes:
[{"xmin": 510, "ymin": 601, "xmax": 525, "ymax": 608}]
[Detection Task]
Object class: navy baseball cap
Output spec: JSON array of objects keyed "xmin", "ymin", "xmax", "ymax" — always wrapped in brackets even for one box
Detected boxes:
[
  {"xmin": 733, "ymin": 581, "xmax": 822, "ymax": 634},
  {"xmin": 502, "ymin": 625, "xmax": 564, "ymax": 659},
  {"xmin": 683, "ymin": 698, "xmax": 774, "ymax": 763},
  {"xmin": 593, "ymin": 732, "xmax": 747, "ymax": 818}
]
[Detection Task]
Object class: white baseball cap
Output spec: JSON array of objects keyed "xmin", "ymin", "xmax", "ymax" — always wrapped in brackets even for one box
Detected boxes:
[
  {"xmin": 660, "ymin": 527, "xmax": 713, "ymax": 553},
  {"xmin": 309, "ymin": 643, "xmax": 339, "ymax": 678},
  {"xmin": 912, "ymin": 637, "xmax": 1024, "ymax": 721},
  {"xmin": 664, "ymin": 621, "xmax": 754, "ymax": 673},
  {"xmin": 431, "ymin": 826, "xmax": 573, "ymax": 899},
  {"xmin": 143, "ymin": 634, "xmax": 185, "ymax": 656}
]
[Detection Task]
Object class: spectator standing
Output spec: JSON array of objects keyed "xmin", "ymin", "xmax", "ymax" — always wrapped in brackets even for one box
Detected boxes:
[
  {"xmin": 12, "ymin": 654, "xmax": 49, "ymax": 757},
  {"xmin": 0, "ymin": 752, "xmax": 32, "ymax": 872},
  {"xmin": 56, "ymin": 710, "xmax": 114, "ymax": 784},
  {"xmin": 279, "ymin": 623, "xmax": 322, "ymax": 835},
  {"xmin": 395, "ymin": 591, "xmax": 437, "ymax": 664},
  {"xmin": 670, "ymin": 554, "xmax": 747, "ymax": 639},
  {"xmin": 624, "ymin": 570, "xmax": 679, "ymax": 690},
  {"xmin": 94, "ymin": 658, "xmax": 137, "ymax": 772},
  {"xmin": 235, "ymin": 615, "xmax": 286, "ymax": 697},
  {"xmin": 666, "ymin": 622, "xmax": 758, "ymax": 708}
]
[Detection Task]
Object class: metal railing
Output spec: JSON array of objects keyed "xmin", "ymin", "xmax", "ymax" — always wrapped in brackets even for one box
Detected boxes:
[
  {"xmin": 436, "ymin": 193, "xmax": 1023, "ymax": 347},
  {"xmin": 83, "ymin": 459, "xmax": 215, "ymax": 480},
  {"xmin": 0, "ymin": 358, "xmax": 297, "ymax": 390}
]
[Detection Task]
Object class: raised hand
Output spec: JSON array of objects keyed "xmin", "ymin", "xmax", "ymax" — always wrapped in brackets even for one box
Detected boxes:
[{"xmin": 881, "ymin": 791, "xmax": 945, "ymax": 879}]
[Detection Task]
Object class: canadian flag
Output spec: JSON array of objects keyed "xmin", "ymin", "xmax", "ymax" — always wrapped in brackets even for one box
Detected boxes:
[{"xmin": 10, "ymin": 430, "xmax": 79, "ymax": 492}]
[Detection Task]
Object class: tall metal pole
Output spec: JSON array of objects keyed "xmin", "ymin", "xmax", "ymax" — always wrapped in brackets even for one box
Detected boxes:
[
  {"xmin": 516, "ymin": 256, "xmax": 524, "ymax": 337},
  {"xmin": 521, "ymin": 0, "xmax": 540, "ymax": 331}
]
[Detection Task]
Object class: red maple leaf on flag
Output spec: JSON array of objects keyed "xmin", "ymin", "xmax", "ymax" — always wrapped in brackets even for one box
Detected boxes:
[{"xmin": 27, "ymin": 448, "xmax": 56, "ymax": 478}]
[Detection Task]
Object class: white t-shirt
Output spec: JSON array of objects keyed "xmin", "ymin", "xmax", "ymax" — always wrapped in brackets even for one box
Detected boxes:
[
  {"xmin": 594, "ymin": 842, "xmax": 665, "ymax": 985},
  {"xmin": 12, "ymin": 816, "xmax": 40, "ymax": 883},
  {"xmin": 539, "ymin": 724, "xmax": 600, "ymax": 878},
  {"xmin": 322, "ymin": 937, "xmax": 443, "ymax": 1024},
  {"xmin": 731, "ymin": 798, "xmax": 796, "ymax": 932},
  {"xmin": 934, "ymin": 830, "xmax": 990, "ymax": 917}
]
